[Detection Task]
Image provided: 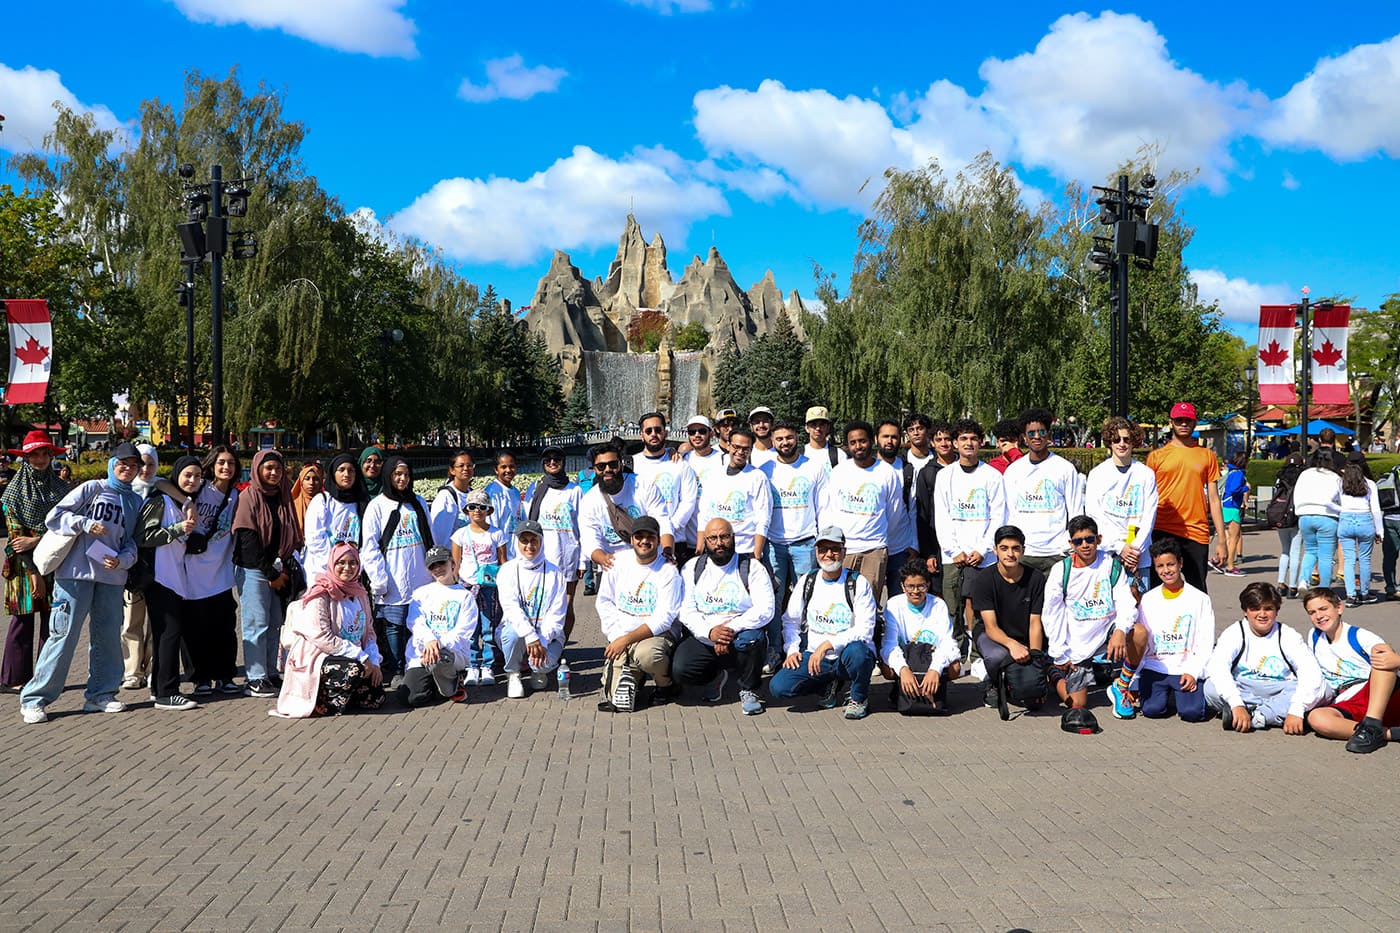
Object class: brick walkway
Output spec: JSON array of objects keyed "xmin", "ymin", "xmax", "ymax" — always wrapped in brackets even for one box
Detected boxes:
[{"xmin": 2, "ymin": 531, "xmax": 1398, "ymax": 931}]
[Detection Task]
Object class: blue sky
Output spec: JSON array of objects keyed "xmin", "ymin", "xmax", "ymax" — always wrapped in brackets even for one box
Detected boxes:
[{"xmin": 4, "ymin": 1, "xmax": 1399, "ymax": 338}]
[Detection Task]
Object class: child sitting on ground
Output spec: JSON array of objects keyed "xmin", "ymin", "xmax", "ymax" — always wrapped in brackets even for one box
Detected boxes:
[
  {"xmin": 880, "ymin": 562, "xmax": 961, "ymax": 713},
  {"xmin": 1121, "ymin": 538, "xmax": 1214, "ymax": 722},
  {"xmin": 1303, "ymin": 586, "xmax": 1400, "ymax": 754},
  {"xmin": 1204, "ymin": 581, "xmax": 1325, "ymax": 734},
  {"xmin": 403, "ymin": 545, "xmax": 478, "ymax": 706}
]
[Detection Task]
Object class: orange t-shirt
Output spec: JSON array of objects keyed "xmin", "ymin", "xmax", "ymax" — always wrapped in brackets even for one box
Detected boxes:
[{"xmin": 1146, "ymin": 443, "xmax": 1221, "ymax": 544}]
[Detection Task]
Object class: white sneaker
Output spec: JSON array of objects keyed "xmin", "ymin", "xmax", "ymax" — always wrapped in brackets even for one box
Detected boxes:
[
  {"xmin": 83, "ymin": 700, "xmax": 127, "ymax": 714},
  {"xmin": 21, "ymin": 705, "xmax": 47, "ymax": 724},
  {"xmin": 464, "ymin": 668, "xmax": 480, "ymax": 686},
  {"xmin": 506, "ymin": 673, "xmax": 526, "ymax": 699},
  {"xmin": 969, "ymin": 658, "xmax": 987, "ymax": 682},
  {"xmin": 478, "ymin": 668, "xmax": 496, "ymax": 686}
]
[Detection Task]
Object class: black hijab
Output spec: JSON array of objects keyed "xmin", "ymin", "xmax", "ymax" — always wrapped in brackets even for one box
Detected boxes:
[{"xmin": 382, "ymin": 456, "xmax": 433, "ymax": 551}]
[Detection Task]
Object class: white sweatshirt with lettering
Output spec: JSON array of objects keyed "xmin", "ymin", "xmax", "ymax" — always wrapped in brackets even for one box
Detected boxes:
[
  {"xmin": 932, "ymin": 462, "xmax": 1007, "ymax": 567},
  {"xmin": 1135, "ymin": 582, "xmax": 1214, "ymax": 678},
  {"xmin": 1042, "ymin": 551, "xmax": 1136, "ymax": 664},
  {"xmin": 881, "ymin": 593, "xmax": 958, "ymax": 674},
  {"xmin": 1002, "ymin": 452, "xmax": 1085, "ymax": 557},
  {"xmin": 781, "ymin": 569, "xmax": 877, "ymax": 660},
  {"xmin": 1085, "ymin": 458, "xmax": 1158, "ymax": 557},
  {"xmin": 697, "ymin": 464, "xmax": 772, "ymax": 555},
  {"xmin": 405, "ymin": 580, "xmax": 479, "ymax": 670},
  {"xmin": 821, "ymin": 457, "xmax": 905, "ymax": 553},
  {"xmin": 596, "ymin": 551, "xmax": 683, "ymax": 641},
  {"xmin": 679, "ymin": 553, "xmax": 775, "ymax": 646},
  {"xmin": 496, "ymin": 555, "xmax": 568, "ymax": 647},
  {"xmin": 1205, "ymin": 621, "xmax": 1326, "ymax": 718}
]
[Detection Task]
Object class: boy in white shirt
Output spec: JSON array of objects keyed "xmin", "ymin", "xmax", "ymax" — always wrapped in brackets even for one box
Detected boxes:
[
  {"xmin": 403, "ymin": 546, "xmax": 477, "ymax": 707},
  {"xmin": 933, "ymin": 418, "xmax": 1008, "ymax": 655},
  {"xmin": 1042, "ymin": 515, "xmax": 1136, "ymax": 711},
  {"xmin": 596, "ymin": 517, "xmax": 683, "ymax": 713},
  {"xmin": 1204, "ymin": 582, "xmax": 1326, "ymax": 734},
  {"xmin": 1002, "ymin": 407, "xmax": 1085, "ymax": 574},
  {"xmin": 1121, "ymin": 538, "xmax": 1213, "ymax": 722},
  {"xmin": 1303, "ymin": 587, "xmax": 1400, "ymax": 754},
  {"xmin": 881, "ymin": 562, "xmax": 960, "ymax": 713},
  {"xmin": 1086, "ymin": 417, "xmax": 1157, "ymax": 591},
  {"xmin": 496, "ymin": 521, "xmax": 569, "ymax": 699}
]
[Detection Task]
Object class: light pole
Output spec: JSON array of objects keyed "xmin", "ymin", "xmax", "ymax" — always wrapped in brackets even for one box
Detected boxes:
[
  {"xmin": 1088, "ymin": 173, "xmax": 1160, "ymax": 417},
  {"xmin": 1244, "ymin": 362, "xmax": 1256, "ymax": 459}
]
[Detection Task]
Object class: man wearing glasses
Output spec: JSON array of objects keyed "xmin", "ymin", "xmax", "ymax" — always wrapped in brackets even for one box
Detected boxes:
[
  {"xmin": 580, "ymin": 443, "xmax": 672, "ymax": 573},
  {"xmin": 629, "ymin": 412, "xmax": 700, "ymax": 564},
  {"xmin": 697, "ymin": 428, "xmax": 771, "ymax": 560},
  {"xmin": 1086, "ymin": 417, "xmax": 1158, "ymax": 592},
  {"xmin": 1002, "ymin": 408, "xmax": 1085, "ymax": 574},
  {"xmin": 1146, "ymin": 402, "xmax": 1226, "ymax": 592},
  {"xmin": 524, "ymin": 446, "xmax": 584, "ymax": 638},
  {"xmin": 682, "ymin": 415, "xmax": 727, "ymax": 549}
]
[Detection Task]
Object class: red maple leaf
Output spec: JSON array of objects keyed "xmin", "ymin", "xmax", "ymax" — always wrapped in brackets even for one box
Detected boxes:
[
  {"xmin": 14, "ymin": 337, "xmax": 49, "ymax": 367},
  {"xmin": 1313, "ymin": 339, "xmax": 1343, "ymax": 368},
  {"xmin": 1258, "ymin": 340, "xmax": 1289, "ymax": 367}
]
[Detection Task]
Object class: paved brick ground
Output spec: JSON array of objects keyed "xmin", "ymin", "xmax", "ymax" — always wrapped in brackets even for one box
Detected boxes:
[{"xmin": 2, "ymin": 530, "xmax": 1399, "ymax": 932}]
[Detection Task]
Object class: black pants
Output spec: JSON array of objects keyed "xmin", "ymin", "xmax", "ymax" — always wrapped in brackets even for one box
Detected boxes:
[
  {"xmin": 672, "ymin": 630, "xmax": 766, "ymax": 692},
  {"xmin": 1150, "ymin": 531, "xmax": 1209, "ymax": 594},
  {"xmin": 146, "ymin": 581, "xmax": 189, "ymax": 698},
  {"xmin": 186, "ymin": 590, "xmax": 238, "ymax": 683},
  {"xmin": 402, "ymin": 662, "xmax": 459, "ymax": 707}
]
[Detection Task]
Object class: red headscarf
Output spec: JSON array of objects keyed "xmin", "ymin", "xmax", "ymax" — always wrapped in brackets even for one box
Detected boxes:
[{"xmin": 301, "ymin": 542, "xmax": 368, "ymax": 607}]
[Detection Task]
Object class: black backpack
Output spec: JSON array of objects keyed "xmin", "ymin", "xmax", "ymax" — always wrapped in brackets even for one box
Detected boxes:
[
  {"xmin": 1265, "ymin": 481, "xmax": 1298, "ymax": 530},
  {"xmin": 799, "ymin": 568, "xmax": 859, "ymax": 627},
  {"xmin": 999, "ymin": 649, "xmax": 1049, "ymax": 721},
  {"xmin": 1230, "ymin": 620, "xmax": 1297, "ymax": 676},
  {"xmin": 691, "ymin": 552, "xmax": 772, "ymax": 591},
  {"xmin": 893, "ymin": 641, "xmax": 943, "ymax": 716}
]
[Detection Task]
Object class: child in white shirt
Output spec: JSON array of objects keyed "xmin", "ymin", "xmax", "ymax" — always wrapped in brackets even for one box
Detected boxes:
[
  {"xmin": 403, "ymin": 546, "xmax": 478, "ymax": 706},
  {"xmin": 880, "ymin": 562, "xmax": 960, "ymax": 713},
  {"xmin": 1131, "ymin": 539, "xmax": 1213, "ymax": 722}
]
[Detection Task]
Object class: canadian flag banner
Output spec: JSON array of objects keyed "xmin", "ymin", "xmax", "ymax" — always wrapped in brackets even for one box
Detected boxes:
[
  {"xmin": 1257, "ymin": 305, "xmax": 1297, "ymax": 405},
  {"xmin": 5, "ymin": 299, "xmax": 53, "ymax": 405},
  {"xmin": 1310, "ymin": 305, "xmax": 1351, "ymax": 404}
]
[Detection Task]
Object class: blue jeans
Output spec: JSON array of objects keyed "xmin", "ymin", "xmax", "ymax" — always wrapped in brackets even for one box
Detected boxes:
[
  {"xmin": 1139, "ymin": 667, "xmax": 1209, "ymax": 722},
  {"xmin": 235, "ymin": 566, "xmax": 283, "ymax": 682},
  {"xmin": 764, "ymin": 537, "xmax": 815, "ymax": 650},
  {"xmin": 1338, "ymin": 513, "xmax": 1375, "ymax": 598},
  {"xmin": 1384, "ymin": 519, "xmax": 1400, "ymax": 597},
  {"xmin": 377, "ymin": 603, "xmax": 409, "ymax": 677},
  {"xmin": 496, "ymin": 625, "xmax": 564, "ymax": 674},
  {"xmin": 1276, "ymin": 527, "xmax": 1301, "ymax": 588},
  {"xmin": 471, "ymin": 586, "xmax": 501, "ymax": 670},
  {"xmin": 1297, "ymin": 515, "xmax": 1339, "ymax": 591},
  {"xmin": 20, "ymin": 578, "xmax": 124, "ymax": 709},
  {"xmin": 769, "ymin": 642, "xmax": 876, "ymax": 704}
]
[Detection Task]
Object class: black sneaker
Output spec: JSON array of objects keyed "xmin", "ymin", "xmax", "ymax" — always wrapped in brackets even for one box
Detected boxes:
[
  {"xmin": 983, "ymin": 681, "xmax": 999, "ymax": 708},
  {"xmin": 1346, "ymin": 720, "xmax": 1388, "ymax": 754},
  {"xmin": 245, "ymin": 679, "xmax": 278, "ymax": 698},
  {"xmin": 154, "ymin": 694, "xmax": 200, "ymax": 711},
  {"xmin": 819, "ymin": 679, "xmax": 845, "ymax": 710}
]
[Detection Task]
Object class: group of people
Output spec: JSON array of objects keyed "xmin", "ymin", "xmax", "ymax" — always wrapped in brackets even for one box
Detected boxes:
[{"xmin": 4, "ymin": 403, "xmax": 1397, "ymax": 753}]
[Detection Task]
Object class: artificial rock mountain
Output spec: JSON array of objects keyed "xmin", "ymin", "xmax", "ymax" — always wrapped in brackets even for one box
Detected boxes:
[{"xmin": 523, "ymin": 214, "xmax": 806, "ymax": 359}]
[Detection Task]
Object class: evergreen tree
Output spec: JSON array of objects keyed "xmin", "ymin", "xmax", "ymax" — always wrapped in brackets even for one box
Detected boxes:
[{"xmin": 563, "ymin": 381, "xmax": 592, "ymax": 432}]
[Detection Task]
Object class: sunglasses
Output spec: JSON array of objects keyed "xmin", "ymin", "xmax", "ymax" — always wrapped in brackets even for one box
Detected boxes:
[
  {"xmin": 641, "ymin": 427, "xmax": 666, "ymax": 434},
  {"xmin": 595, "ymin": 460, "xmax": 622, "ymax": 472},
  {"xmin": 542, "ymin": 455, "xmax": 563, "ymax": 463},
  {"xmin": 1025, "ymin": 429, "xmax": 1048, "ymax": 438},
  {"xmin": 466, "ymin": 504, "xmax": 489, "ymax": 512},
  {"xmin": 687, "ymin": 428, "xmax": 710, "ymax": 435},
  {"xmin": 1111, "ymin": 435, "xmax": 1133, "ymax": 445},
  {"xmin": 1070, "ymin": 535, "xmax": 1097, "ymax": 546}
]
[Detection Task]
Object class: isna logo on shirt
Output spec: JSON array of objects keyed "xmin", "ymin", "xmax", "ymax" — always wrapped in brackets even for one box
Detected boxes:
[
  {"xmin": 427, "ymin": 600, "xmax": 462, "ymax": 636},
  {"xmin": 954, "ymin": 488, "xmax": 989, "ymax": 521},
  {"xmin": 1016, "ymin": 478, "xmax": 1060, "ymax": 513},
  {"xmin": 838, "ymin": 481, "xmax": 880, "ymax": 516},
  {"xmin": 774, "ymin": 475, "xmax": 813, "ymax": 510},
  {"xmin": 812, "ymin": 601, "xmax": 853, "ymax": 635},
  {"xmin": 619, "ymin": 581, "xmax": 659, "ymax": 616}
]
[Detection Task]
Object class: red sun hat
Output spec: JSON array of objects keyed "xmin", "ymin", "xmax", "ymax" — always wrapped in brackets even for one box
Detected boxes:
[{"xmin": 9, "ymin": 430, "xmax": 64, "ymax": 457}]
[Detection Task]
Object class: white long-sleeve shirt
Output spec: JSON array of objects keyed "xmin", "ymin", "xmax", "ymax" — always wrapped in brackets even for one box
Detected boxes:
[
  {"xmin": 1205, "ymin": 621, "xmax": 1327, "ymax": 718},
  {"xmin": 523, "ymin": 480, "xmax": 584, "ymax": 575},
  {"xmin": 1135, "ymin": 583, "xmax": 1214, "ymax": 678},
  {"xmin": 630, "ymin": 451, "xmax": 700, "ymax": 543},
  {"xmin": 1086, "ymin": 458, "xmax": 1158, "ymax": 557},
  {"xmin": 781, "ymin": 569, "xmax": 877, "ymax": 660},
  {"xmin": 682, "ymin": 448, "xmax": 727, "ymax": 543},
  {"xmin": 1002, "ymin": 452, "xmax": 1085, "ymax": 558},
  {"xmin": 881, "ymin": 593, "xmax": 959, "ymax": 674},
  {"xmin": 485, "ymin": 480, "xmax": 525, "ymax": 559},
  {"xmin": 496, "ymin": 556, "xmax": 568, "ymax": 646},
  {"xmin": 1042, "ymin": 551, "xmax": 1137, "ymax": 664},
  {"xmin": 679, "ymin": 552, "xmax": 775, "ymax": 646},
  {"xmin": 932, "ymin": 461, "xmax": 1007, "ymax": 566},
  {"xmin": 360, "ymin": 495, "xmax": 432, "ymax": 606},
  {"xmin": 429, "ymin": 484, "xmax": 472, "ymax": 548},
  {"xmin": 579, "ymin": 474, "xmax": 672, "ymax": 557},
  {"xmin": 697, "ymin": 464, "xmax": 772, "ymax": 555},
  {"xmin": 821, "ymin": 457, "xmax": 905, "ymax": 553},
  {"xmin": 596, "ymin": 551, "xmax": 683, "ymax": 641},
  {"xmin": 405, "ymin": 580, "xmax": 479, "ymax": 670},
  {"xmin": 760, "ymin": 453, "xmax": 827, "ymax": 544},
  {"xmin": 304, "ymin": 492, "xmax": 363, "ymax": 579},
  {"xmin": 1292, "ymin": 468, "xmax": 1343, "ymax": 518}
]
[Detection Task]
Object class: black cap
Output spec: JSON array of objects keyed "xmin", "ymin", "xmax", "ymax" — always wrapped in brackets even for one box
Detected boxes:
[
  {"xmin": 541, "ymin": 445, "xmax": 565, "ymax": 460},
  {"xmin": 630, "ymin": 516, "xmax": 661, "ymax": 538},
  {"xmin": 1060, "ymin": 708, "xmax": 1102, "ymax": 735},
  {"xmin": 111, "ymin": 441, "xmax": 141, "ymax": 461}
]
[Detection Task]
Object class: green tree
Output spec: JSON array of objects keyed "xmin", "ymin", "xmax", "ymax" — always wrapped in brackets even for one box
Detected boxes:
[
  {"xmin": 711, "ymin": 335, "xmax": 745, "ymax": 411},
  {"xmin": 562, "ymin": 382, "xmax": 592, "ymax": 432},
  {"xmin": 1351, "ymin": 295, "xmax": 1400, "ymax": 442},
  {"xmin": 673, "ymin": 321, "xmax": 709, "ymax": 351}
]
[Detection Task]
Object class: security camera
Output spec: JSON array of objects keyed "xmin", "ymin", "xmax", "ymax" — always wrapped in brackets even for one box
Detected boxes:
[
  {"xmin": 1141, "ymin": 172, "xmax": 1157, "ymax": 190},
  {"xmin": 178, "ymin": 163, "xmax": 195, "ymax": 179}
]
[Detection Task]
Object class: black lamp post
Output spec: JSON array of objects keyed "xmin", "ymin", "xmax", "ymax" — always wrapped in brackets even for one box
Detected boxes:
[{"xmin": 1088, "ymin": 173, "xmax": 1161, "ymax": 418}]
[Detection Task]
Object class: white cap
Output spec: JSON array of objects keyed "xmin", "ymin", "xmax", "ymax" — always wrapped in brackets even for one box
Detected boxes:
[
  {"xmin": 748, "ymin": 406, "xmax": 774, "ymax": 420},
  {"xmin": 686, "ymin": 414, "xmax": 712, "ymax": 429}
]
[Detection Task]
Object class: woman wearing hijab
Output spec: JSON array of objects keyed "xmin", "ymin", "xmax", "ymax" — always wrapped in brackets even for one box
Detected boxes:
[
  {"xmin": 18, "ymin": 442, "xmax": 144, "ymax": 724},
  {"xmin": 119, "ymin": 443, "xmax": 160, "ymax": 692},
  {"xmin": 231, "ymin": 449, "xmax": 303, "ymax": 698},
  {"xmin": 137, "ymin": 455, "xmax": 202, "ymax": 710},
  {"xmin": 272, "ymin": 542, "xmax": 384, "ymax": 717},
  {"xmin": 359, "ymin": 446, "xmax": 385, "ymax": 499},
  {"xmin": 360, "ymin": 456, "xmax": 433, "ymax": 686},
  {"xmin": 1, "ymin": 431, "xmax": 69, "ymax": 690},
  {"xmin": 523, "ymin": 447, "xmax": 583, "ymax": 639},
  {"xmin": 290, "ymin": 461, "xmax": 324, "ymax": 537},
  {"xmin": 182, "ymin": 445, "xmax": 242, "ymax": 695},
  {"xmin": 303, "ymin": 453, "xmax": 368, "ymax": 578}
]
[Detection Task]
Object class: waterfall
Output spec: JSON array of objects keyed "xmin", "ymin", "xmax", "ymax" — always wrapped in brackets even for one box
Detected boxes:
[
  {"xmin": 671, "ymin": 352, "xmax": 703, "ymax": 424},
  {"xmin": 584, "ymin": 351, "xmax": 658, "ymax": 427}
]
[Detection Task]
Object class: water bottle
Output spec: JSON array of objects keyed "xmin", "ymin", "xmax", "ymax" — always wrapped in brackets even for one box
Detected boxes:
[{"xmin": 556, "ymin": 657, "xmax": 571, "ymax": 700}]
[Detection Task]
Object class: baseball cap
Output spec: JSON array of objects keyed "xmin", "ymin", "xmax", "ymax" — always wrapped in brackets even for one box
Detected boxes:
[
  {"xmin": 686, "ymin": 414, "xmax": 712, "ymax": 430},
  {"xmin": 805, "ymin": 406, "xmax": 831, "ymax": 424},
  {"xmin": 713, "ymin": 408, "xmax": 738, "ymax": 422},
  {"xmin": 748, "ymin": 406, "xmax": 774, "ymax": 421},
  {"xmin": 540, "ymin": 445, "xmax": 565, "ymax": 460},
  {"xmin": 515, "ymin": 520, "xmax": 544, "ymax": 539},
  {"xmin": 425, "ymin": 545, "xmax": 453, "ymax": 568},
  {"xmin": 1061, "ymin": 708, "xmax": 1103, "ymax": 735},
  {"xmin": 630, "ymin": 516, "xmax": 661, "ymax": 538},
  {"xmin": 1169, "ymin": 402, "xmax": 1197, "ymax": 421},
  {"xmin": 111, "ymin": 441, "xmax": 141, "ymax": 461},
  {"xmin": 465, "ymin": 489, "xmax": 492, "ymax": 509},
  {"xmin": 815, "ymin": 526, "xmax": 846, "ymax": 545}
]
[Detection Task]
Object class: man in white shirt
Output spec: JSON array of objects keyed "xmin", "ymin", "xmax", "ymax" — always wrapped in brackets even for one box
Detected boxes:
[
  {"xmin": 759, "ymin": 421, "xmax": 827, "ymax": 672},
  {"xmin": 697, "ymin": 427, "xmax": 771, "ymax": 559},
  {"xmin": 770, "ymin": 527, "xmax": 879, "ymax": 720},
  {"xmin": 1002, "ymin": 407, "xmax": 1085, "ymax": 574},
  {"xmin": 804, "ymin": 405, "xmax": 846, "ymax": 473},
  {"xmin": 682, "ymin": 415, "xmax": 726, "ymax": 548},
  {"xmin": 579, "ymin": 442, "xmax": 672, "ymax": 572},
  {"xmin": 630, "ymin": 412, "xmax": 699, "ymax": 563},
  {"xmin": 673, "ymin": 518, "xmax": 776, "ymax": 716},
  {"xmin": 933, "ymin": 418, "xmax": 1007, "ymax": 653},
  {"xmin": 822, "ymin": 420, "xmax": 904, "ymax": 601},
  {"xmin": 595, "ymin": 517, "xmax": 683, "ymax": 713},
  {"xmin": 748, "ymin": 406, "xmax": 778, "ymax": 467},
  {"xmin": 1086, "ymin": 416, "xmax": 1158, "ymax": 592},
  {"xmin": 875, "ymin": 419, "xmax": 921, "ymax": 600},
  {"xmin": 1041, "ymin": 516, "xmax": 1137, "ymax": 711}
]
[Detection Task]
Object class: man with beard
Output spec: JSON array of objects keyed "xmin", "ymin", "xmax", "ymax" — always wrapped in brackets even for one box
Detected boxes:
[
  {"xmin": 682, "ymin": 415, "xmax": 727, "ymax": 550},
  {"xmin": 596, "ymin": 517, "xmax": 683, "ymax": 713},
  {"xmin": 713, "ymin": 408, "xmax": 739, "ymax": 454},
  {"xmin": 524, "ymin": 446, "xmax": 584, "ymax": 639},
  {"xmin": 822, "ymin": 421, "xmax": 903, "ymax": 599},
  {"xmin": 696, "ymin": 428, "xmax": 771, "ymax": 560},
  {"xmin": 876, "ymin": 419, "xmax": 921, "ymax": 600},
  {"xmin": 748, "ymin": 406, "xmax": 778, "ymax": 467},
  {"xmin": 759, "ymin": 421, "xmax": 827, "ymax": 673},
  {"xmin": 674, "ymin": 518, "xmax": 775, "ymax": 715},
  {"xmin": 629, "ymin": 412, "xmax": 698, "ymax": 564},
  {"xmin": 579, "ymin": 443, "xmax": 672, "ymax": 575}
]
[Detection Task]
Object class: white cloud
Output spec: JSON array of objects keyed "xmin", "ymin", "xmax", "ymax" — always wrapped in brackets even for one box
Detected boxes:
[
  {"xmin": 622, "ymin": 0, "xmax": 714, "ymax": 13},
  {"xmin": 458, "ymin": 55, "xmax": 567, "ymax": 104},
  {"xmin": 1282, "ymin": 170, "xmax": 1300, "ymax": 190},
  {"xmin": 168, "ymin": 0, "xmax": 417, "ymax": 57},
  {"xmin": 390, "ymin": 145, "xmax": 729, "ymax": 266},
  {"xmin": 1191, "ymin": 268, "xmax": 1295, "ymax": 325},
  {"xmin": 0, "ymin": 63, "xmax": 125, "ymax": 154},
  {"xmin": 1260, "ymin": 34, "xmax": 1400, "ymax": 160}
]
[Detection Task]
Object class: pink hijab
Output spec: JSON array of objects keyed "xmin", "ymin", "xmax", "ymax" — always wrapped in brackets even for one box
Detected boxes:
[{"xmin": 301, "ymin": 542, "xmax": 368, "ymax": 607}]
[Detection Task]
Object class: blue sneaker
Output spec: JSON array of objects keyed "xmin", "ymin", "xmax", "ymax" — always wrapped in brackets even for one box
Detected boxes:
[
  {"xmin": 740, "ymin": 689, "xmax": 764, "ymax": 716},
  {"xmin": 1107, "ymin": 681, "xmax": 1136, "ymax": 720}
]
